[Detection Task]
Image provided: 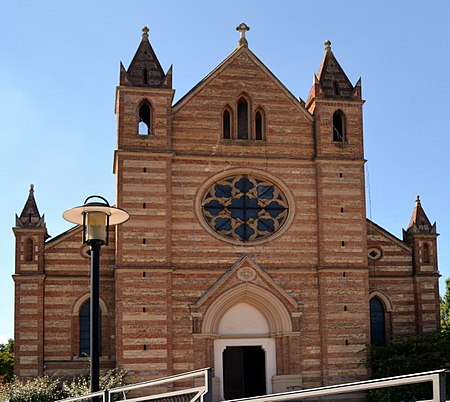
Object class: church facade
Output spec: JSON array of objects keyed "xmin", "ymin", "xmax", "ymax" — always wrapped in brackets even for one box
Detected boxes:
[{"xmin": 13, "ymin": 25, "xmax": 440, "ymax": 399}]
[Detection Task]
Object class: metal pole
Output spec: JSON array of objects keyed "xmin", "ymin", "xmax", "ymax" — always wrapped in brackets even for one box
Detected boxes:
[{"xmin": 90, "ymin": 239, "xmax": 102, "ymax": 402}]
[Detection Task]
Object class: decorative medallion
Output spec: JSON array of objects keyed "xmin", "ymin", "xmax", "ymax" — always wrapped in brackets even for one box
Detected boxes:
[
  {"xmin": 200, "ymin": 174, "xmax": 289, "ymax": 243},
  {"xmin": 237, "ymin": 267, "xmax": 256, "ymax": 282}
]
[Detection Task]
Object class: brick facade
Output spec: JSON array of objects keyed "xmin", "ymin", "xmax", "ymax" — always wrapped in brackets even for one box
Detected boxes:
[{"xmin": 13, "ymin": 26, "xmax": 440, "ymax": 398}]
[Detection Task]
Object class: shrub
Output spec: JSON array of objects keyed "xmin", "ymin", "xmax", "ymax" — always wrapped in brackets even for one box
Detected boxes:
[
  {"xmin": 366, "ymin": 331, "xmax": 450, "ymax": 401},
  {"xmin": 0, "ymin": 368, "xmax": 127, "ymax": 402}
]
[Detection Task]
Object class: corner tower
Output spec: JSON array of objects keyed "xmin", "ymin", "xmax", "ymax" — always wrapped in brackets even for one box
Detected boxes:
[
  {"xmin": 403, "ymin": 196, "xmax": 440, "ymax": 334},
  {"xmin": 13, "ymin": 185, "xmax": 48, "ymax": 376}
]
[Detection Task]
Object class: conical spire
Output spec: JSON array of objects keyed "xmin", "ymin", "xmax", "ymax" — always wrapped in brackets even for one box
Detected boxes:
[
  {"xmin": 407, "ymin": 195, "xmax": 435, "ymax": 233},
  {"xmin": 16, "ymin": 184, "xmax": 46, "ymax": 228},
  {"xmin": 306, "ymin": 40, "xmax": 361, "ymax": 105},
  {"xmin": 120, "ymin": 26, "xmax": 171, "ymax": 88}
]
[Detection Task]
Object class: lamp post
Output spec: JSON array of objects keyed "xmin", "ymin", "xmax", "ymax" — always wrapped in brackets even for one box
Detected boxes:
[{"xmin": 63, "ymin": 196, "xmax": 129, "ymax": 401}]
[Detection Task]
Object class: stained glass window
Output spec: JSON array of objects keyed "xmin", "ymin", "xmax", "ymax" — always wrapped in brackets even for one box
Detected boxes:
[{"xmin": 201, "ymin": 174, "xmax": 289, "ymax": 242}]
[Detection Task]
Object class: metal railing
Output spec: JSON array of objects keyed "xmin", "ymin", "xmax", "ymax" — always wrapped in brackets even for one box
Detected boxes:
[
  {"xmin": 57, "ymin": 367, "xmax": 212, "ymax": 402},
  {"xmin": 224, "ymin": 369, "xmax": 447, "ymax": 402},
  {"xmin": 57, "ymin": 368, "xmax": 448, "ymax": 402}
]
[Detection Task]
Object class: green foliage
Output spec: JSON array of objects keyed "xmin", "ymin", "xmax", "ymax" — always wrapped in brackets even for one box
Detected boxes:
[
  {"xmin": 0, "ymin": 376, "xmax": 64, "ymax": 402},
  {"xmin": 0, "ymin": 368, "xmax": 126, "ymax": 402},
  {"xmin": 441, "ymin": 278, "xmax": 450, "ymax": 330},
  {"xmin": 366, "ymin": 331, "xmax": 450, "ymax": 401},
  {"xmin": 0, "ymin": 339, "xmax": 14, "ymax": 383},
  {"xmin": 61, "ymin": 368, "xmax": 127, "ymax": 400}
]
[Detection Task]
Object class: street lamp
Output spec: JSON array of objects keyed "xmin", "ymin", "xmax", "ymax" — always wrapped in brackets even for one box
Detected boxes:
[{"xmin": 63, "ymin": 196, "xmax": 129, "ymax": 400}]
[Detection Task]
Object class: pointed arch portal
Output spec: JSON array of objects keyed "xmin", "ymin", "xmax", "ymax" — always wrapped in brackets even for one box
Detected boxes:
[{"xmin": 202, "ymin": 285, "xmax": 292, "ymax": 399}]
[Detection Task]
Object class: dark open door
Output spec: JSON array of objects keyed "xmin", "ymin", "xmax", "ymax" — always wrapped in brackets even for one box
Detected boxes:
[{"xmin": 223, "ymin": 346, "xmax": 266, "ymax": 399}]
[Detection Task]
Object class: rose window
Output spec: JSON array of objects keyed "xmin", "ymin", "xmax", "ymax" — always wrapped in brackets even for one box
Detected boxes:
[{"xmin": 201, "ymin": 174, "xmax": 289, "ymax": 242}]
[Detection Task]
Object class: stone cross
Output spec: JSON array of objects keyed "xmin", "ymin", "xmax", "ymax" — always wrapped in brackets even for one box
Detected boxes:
[
  {"xmin": 142, "ymin": 26, "xmax": 149, "ymax": 41},
  {"xmin": 236, "ymin": 23, "xmax": 250, "ymax": 48}
]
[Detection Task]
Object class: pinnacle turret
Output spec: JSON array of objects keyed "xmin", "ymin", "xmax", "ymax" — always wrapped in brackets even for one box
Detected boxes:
[
  {"xmin": 306, "ymin": 40, "xmax": 361, "ymax": 107},
  {"xmin": 403, "ymin": 195, "xmax": 436, "ymax": 242},
  {"xmin": 119, "ymin": 26, "xmax": 172, "ymax": 88},
  {"xmin": 16, "ymin": 184, "xmax": 46, "ymax": 228}
]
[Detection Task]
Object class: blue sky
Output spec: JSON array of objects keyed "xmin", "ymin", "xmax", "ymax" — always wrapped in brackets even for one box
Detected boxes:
[{"xmin": 1, "ymin": 0, "xmax": 450, "ymax": 343}]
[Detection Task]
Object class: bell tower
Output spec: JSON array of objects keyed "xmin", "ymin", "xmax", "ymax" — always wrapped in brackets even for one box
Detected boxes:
[
  {"xmin": 306, "ymin": 41, "xmax": 369, "ymax": 385},
  {"xmin": 13, "ymin": 185, "xmax": 48, "ymax": 376},
  {"xmin": 114, "ymin": 27, "xmax": 175, "ymax": 267},
  {"xmin": 114, "ymin": 28, "xmax": 175, "ymax": 376}
]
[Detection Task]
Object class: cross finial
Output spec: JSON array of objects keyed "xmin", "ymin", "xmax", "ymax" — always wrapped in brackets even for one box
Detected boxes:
[
  {"xmin": 324, "ymin": 40, "xmax": 332, "ymax": 51},
  {"xmin": 142, "ymin": 26, "xmax": 149, "ymax": 41},
  {"xmin": 29, "ymin": 184, "xmax": 34, "ymax": 194},
  {"xmin": 416, "ymin": 195, "xmax": 421, "ymax": 204},
  {"xmin": 236, "ymin": 23, "xmax": 250, "ymax": 48}
]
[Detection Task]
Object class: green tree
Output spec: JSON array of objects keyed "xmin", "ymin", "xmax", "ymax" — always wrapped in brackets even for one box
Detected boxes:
[
  {"xmin": 366, "ymin": 331, "xmax": 450, "ymax": 401},
  {"xmin": 441, "ymin": 277, "xmax": 450, "ymax": 331},
  {"xmin": 0, "ymin": 339, "xmax": 14, "ymax": 383}
]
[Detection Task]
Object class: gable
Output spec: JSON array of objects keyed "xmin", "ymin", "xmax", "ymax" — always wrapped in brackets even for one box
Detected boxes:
[
  {"xmin": 190, "ymin": 255, "xmax": 301, "ymax": 335},
  {"xmin": 171, "ymin": 48, "xmax": 314, "ymax": 158}
]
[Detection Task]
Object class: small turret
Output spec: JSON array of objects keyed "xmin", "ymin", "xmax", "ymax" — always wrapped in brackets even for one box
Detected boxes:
[
  {"xmin": 403, "ymin": 195, "xmax": 440, "ymax": 334},
  {"xmin": 16, "ymin": 184, "xmax": 46, "ymax": 229},
  {"xmin": 403, "ymin": 195, "xmax": 438, "ymax": 273},
  {"xmin": 403, "ymin": 195, "xmax": 437, "ymax": 241}
]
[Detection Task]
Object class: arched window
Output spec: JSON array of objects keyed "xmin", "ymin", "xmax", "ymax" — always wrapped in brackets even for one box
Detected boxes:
[
  {"xmin": 79, "ymin": 300, "xmax": 101, "ymax": 356},
  {"xmin": 332, "ymin": 109, "xmax": 345, "ymax": 142},
  {"xmin": 25, "ymin": 238, "xmax": 33, "ymax": 262},
  {"xmin": 138, "ymin": 102, "xmax": 152, "ymax": 135},
  {"xmin": 255, "ymin": 110, "xmax": 264, "ymax": 141},
  {"xmin": 223, "ymin": 109, "xmax": 231, "ymax": 139},
  {"xmin": 370, "ymin": 297, "xmax": 386, "ymax": 346},
  {"xmin": 423, "ymin": 243, "xmax": 430, "ymax": 264},
  {"xmin": 237, "ymin": 98, "xmax": 249, "ymax": 140}
]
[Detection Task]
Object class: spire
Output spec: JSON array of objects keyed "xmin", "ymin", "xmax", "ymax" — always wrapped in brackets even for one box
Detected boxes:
[
  {"xmin": 306, "ymin": 40, "xmax": 361, "ymax": 105},
  {"xmin": 403, "ymin": 195, "xmax": 436, "ymax": 242},
  {"xmin": 407, "ymin": 195, "xmax": 435, "ymax": 233},
  {"xmin": 16, "ymin": 184, "xmax": 46, "ymax": 228},
  {"xmin": 120, "ymin": 26, "xmax": 171, "ymax": 88},
  {"xmin": 236, "ymin": 22, "xmax": 250, "ymax": 48}
]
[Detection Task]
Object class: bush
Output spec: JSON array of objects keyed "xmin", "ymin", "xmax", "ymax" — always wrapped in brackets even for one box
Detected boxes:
[
  {"xmin": 0, "ymin": 376, "xmax": 63, "ymax": 402},
  {"xmin": 0, "ymin": 368, "xmax": 127, "ymax": 402},
  {"xmin": 62, "ymin": 368, "xmax": 127, "ymax": 399},
  {"xmin": 366, "ymin": 331, "xmax": 450, "ymax": 401}
]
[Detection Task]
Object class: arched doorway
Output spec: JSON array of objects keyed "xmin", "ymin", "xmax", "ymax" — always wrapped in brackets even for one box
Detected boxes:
[{"xmin": 213, "ymin": 302, "xmax": 276, "ymax": 399}]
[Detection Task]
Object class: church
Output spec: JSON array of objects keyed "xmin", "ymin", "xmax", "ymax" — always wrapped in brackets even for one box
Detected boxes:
[{"xmin": 13, "ymin": 24, "xmax": 440, "ymax": 400}]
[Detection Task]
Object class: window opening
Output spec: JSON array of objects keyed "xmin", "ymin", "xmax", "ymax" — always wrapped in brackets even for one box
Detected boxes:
[
  {"xmin": 423, "ymin": 243, "xmax": 430, "ymax": 264},
  {"xmin": 370, "ymin": 297, "xmax": 386, "ymax": 346},
  {"xmin": 255, "ymin": 111, "xmax": 263, "ymax": 140},
  {"xmin": 143, "ymin": 68, "xmax": 148, "ymax": 85},
  {"xmin": 237, "ymin": 98, "xmax": 249, "ymax": 140},
  {"xmin": 25, "ymin": 238, "xmax": 33, "ymax": 262},
  {"xmin": 79, "ymin": 300, "xmax": 101, "ymax": 356},
  {"xmin": 223, "ymin": 109, "xmax": 231, "ymax": 139},
  {"xmin": 333, "ymin": 81, "xmax": 340, "ymax": 96},
  {"xmin": 138, "ymin": 103, "xmax": 152, "ymax": 135},
  {"xmin": 332, "ymin": 110, "xmax": 345, "ymax": 142}
]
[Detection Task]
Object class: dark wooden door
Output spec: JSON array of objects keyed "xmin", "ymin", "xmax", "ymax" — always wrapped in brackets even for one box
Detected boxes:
[{"xmin": 223, "ymin": 346, "xmax": 266, "ymax": 399}]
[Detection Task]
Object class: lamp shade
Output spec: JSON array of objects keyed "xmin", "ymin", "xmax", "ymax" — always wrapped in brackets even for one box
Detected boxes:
[{"xmin": 63, "ymin": 196, "xmax": 129, "ymax": 244}]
